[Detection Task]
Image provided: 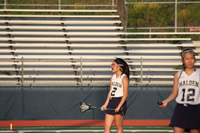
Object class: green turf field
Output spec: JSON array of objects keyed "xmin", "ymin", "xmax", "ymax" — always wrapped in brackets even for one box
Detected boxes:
[{"xmin": 0, "ymin": 126, "xmax": 178, "ymax": 133}]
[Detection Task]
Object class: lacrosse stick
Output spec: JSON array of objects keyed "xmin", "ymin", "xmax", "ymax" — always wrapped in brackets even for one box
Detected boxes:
[{"xmin": 80, "ymin": 101, "xmax": 121, "ymax": 113}]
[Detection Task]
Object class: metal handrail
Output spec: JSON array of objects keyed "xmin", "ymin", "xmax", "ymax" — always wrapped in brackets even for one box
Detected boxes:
[{"xmin": 1, "ymin": 56, "xmax": 193, "ymax": 86}]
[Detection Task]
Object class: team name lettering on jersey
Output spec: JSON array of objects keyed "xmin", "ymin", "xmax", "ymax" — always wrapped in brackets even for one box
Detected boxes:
[
  {"xmin": 176, "ymin": 70, "xmax": 200, "ymax": 104},
  {"xmin": 112, "ymin": 82, "xmax": 122, "ymax": 88},
  {"xmin": 110, "ymin": 74, "xmax": 126, "ymax": 97},
  {"xmin": 179, "ymin": 80, "xmax": 199, "ymax": 88}
]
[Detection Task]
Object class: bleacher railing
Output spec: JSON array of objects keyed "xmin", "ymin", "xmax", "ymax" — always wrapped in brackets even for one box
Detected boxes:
[{"xmin": 1, "ymin": 56, "xmax": 199, "ymax": 87}]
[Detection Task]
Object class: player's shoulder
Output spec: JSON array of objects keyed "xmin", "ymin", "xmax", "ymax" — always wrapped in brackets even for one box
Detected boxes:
[
  {"xmin": 195, "ymin": 69, "xmax": 200, "ymax": 73},
  {"xmin": 122, "ymin": 74, "xmax": 128, "ymax": 81},
  {"xmin": 111, "ymin": 74, "xmax": 116, "ymax": 79},
  {"xmin": 174, "ymin": 71, "xmax": 179, "ymax": 76},
  {"xmin": 175, "ymin": 70, "xmax": 183, "ymax": 76},
  {"xmin": 194, "ymin": 69, "xmax": 200, "ymax": 76},
  {"xmin": 121, "ymin": 73, "xmax": 127, "ymax": 77},
  {"xmin": 174, "ymin": 71, "xmax": 181, "ymax": 80}
]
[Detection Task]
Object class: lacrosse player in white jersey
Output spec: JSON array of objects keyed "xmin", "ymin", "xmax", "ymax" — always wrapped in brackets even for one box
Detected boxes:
[
  {"xmin": 101, "ymin": 58, "xmax": 129, "ymax": 133},
  {"xmin": 159, "ymin": 49, "xmax": 200, "ymax": 133}
]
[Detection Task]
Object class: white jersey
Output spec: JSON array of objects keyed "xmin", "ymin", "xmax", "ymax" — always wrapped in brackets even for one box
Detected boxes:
[
  {"xmin": 176, "ymin": 70, "xmax": 200, "ymax": 105},
  {"xmin": 110, "ymin": 74, "xmax": 127, "ymax": 97}
]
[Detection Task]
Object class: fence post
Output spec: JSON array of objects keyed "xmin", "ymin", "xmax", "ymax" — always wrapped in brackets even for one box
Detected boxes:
[
  {"xmin": 140, "ymin": 57, "xmax": 143, "ymax": 86},
  {"xmin": 59, "ymin": 0, "xmax": 61, "ymax": 10},
  {"xmin": 4, "ymin": 0, "xmax": 6, "ymax": 9},
  {"xmin": 175, "ymin": 0, "xmax": 177, "ymax": 32},
  {"xmin": 149, "ymin": 28, "xmax": 151, "ymax": 38},
  {"xmin": 80, "ymin": 57, "xmax": 83, "ymax": 86},
  {"xmin": 124, "ymin": 0, "xmax": 128, "ymax": 32},
  {"xmin": 112, "ymin": 0, "xmax": 114, "ymax": 10},
  {"xmin": 21, "ymin": 57, "xmax": 24, "ymax": 86}
]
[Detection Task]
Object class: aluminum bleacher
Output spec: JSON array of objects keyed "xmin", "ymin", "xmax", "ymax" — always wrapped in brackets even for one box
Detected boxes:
[{"xmin": 0, "ymin": 9, "xmax": 200, "ymax": 86}]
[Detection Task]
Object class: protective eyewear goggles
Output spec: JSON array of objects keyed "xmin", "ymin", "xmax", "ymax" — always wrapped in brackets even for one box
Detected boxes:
[
  {"xmin": 111, "ymin": 62, "xmax": 124, "ymax": 70},
  {"xmin": 181, "ymin": 50, "xmax": 195, "ymax": 58}
]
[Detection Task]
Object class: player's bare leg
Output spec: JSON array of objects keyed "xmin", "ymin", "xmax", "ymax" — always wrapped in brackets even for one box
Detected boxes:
[
  {"xmin": 190, "ymin": 129, "xmax": 200, "ymax": 133},
  {"xmin": 114, "ymin": 114, "xmax": 124, "ymax": 133},
  {"xmin": 173, "ymin": 127, "xmax": 185, "ymax": 133},
  {"xmin": 104, "ymin": 114, "xmax": 114, "ymax": 133}
]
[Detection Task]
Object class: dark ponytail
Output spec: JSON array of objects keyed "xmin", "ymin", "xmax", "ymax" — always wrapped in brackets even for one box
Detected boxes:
[{"xmin": 114, "ymin": 58, "xmax": 130, "ymax": 80}]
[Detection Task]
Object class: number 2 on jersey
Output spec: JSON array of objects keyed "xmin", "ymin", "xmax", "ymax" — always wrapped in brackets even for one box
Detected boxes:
[
  {"xmin": 181, "ymin": 88, "xmax": 195, "ymax": 102},
  {"xmin": 111, "ymin": 87, "xmax": 117, "ymax": 96}
]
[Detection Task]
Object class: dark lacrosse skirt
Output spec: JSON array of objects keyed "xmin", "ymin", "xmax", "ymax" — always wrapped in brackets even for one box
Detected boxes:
[
  {"xmin": 106, "ymin": 97, "xmax": 127, "ymax": 116},
  {"xmin": 169, "ymin": 103, "xmax": 200, "ymax": 131}
]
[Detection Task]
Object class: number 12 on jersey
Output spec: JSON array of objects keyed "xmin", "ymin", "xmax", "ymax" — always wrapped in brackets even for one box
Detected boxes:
[{"xmin": 181, "ymin": 88, "xmax": 195, "ymax": 102}]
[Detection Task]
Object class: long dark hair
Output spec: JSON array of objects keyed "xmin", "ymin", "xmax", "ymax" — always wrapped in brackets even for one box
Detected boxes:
[{"xmin": 114, "ymin": 58, "xmax": 130, "ymax": 80}]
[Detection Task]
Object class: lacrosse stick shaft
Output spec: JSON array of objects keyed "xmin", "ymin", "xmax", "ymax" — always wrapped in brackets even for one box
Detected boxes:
[
  {"xmin": 91, "ymin": 107, "xmax": 115, "ymax": 111},
  {"xmin": 80, "ymin": 101, "xmax": 121, "ymax": 113}
]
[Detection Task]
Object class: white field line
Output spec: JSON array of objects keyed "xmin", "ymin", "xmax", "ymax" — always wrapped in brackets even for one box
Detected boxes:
[{"xmin": 0, "ymin": 129, "xmax": 174, "ymax": 132}]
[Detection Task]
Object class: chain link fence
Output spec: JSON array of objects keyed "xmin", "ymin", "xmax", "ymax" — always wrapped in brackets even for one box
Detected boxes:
[
  {"xmin": 1, "ymin": 0, "xmax": 199, "ymax": 35},
  {"xmin": 117, "ymin": 0, "xmax": 200, "ymax": 40},
  {"xmin": 1, "ymin": 0, "xmax": 117, "ymax": 10}
]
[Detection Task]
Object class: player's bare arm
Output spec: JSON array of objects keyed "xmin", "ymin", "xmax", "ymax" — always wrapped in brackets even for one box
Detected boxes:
[{"xmin": 160, "ymin": 72, "xmax": 179, "ymax": 108}]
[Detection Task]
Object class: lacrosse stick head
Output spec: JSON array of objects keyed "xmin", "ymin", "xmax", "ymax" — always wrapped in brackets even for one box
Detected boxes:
[{"xmin": 80, "ymin": 101, "xmax": 92, "ymax": 113}]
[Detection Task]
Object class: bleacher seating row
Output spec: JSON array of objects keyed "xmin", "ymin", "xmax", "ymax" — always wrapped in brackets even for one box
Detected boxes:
[
  {"xmin": 0, "ymin": 56, "xmax": 196, "ymax": 86},
  {"xmin": 0, "ymin": 9, "xmax": 200, "ymax": 86}
]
